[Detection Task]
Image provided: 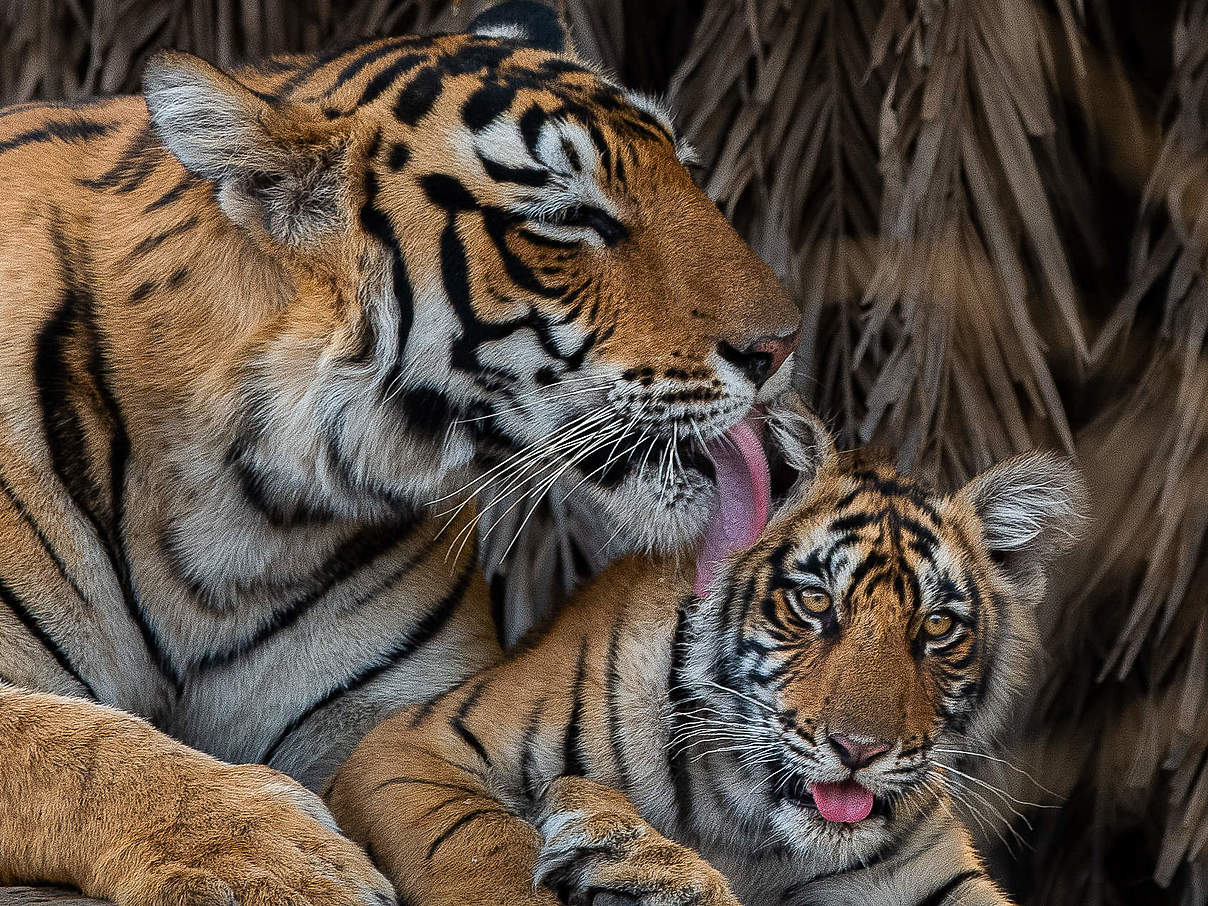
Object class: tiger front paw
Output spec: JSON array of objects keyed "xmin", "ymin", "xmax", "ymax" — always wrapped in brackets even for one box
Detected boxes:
[
  {"xmin": 93, "ymin": 762, "xmax": 396, "ymax": 906},
  {"xmin": 533, "ymin": 781, "xmax": 737, "ymax": 906}
]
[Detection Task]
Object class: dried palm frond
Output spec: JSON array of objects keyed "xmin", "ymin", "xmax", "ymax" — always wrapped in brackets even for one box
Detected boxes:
[
  {"xmin": 1015, "ymin": 352, "xmax": 1208, "ymax": 903},
  {"xmin": 0, "ymin": 0, "xmax": 484, "ymax": 103},
  {"xmin": 857, "ymin": 0, "xmax": 1088, "ymax": 486},
  {"xmin": 1018, "ymin": 1, "xmax": 1208, "ymax": 896},
  {"xmin": 667, "ymin": 0, "xmax": 884, "ymax": 449}
]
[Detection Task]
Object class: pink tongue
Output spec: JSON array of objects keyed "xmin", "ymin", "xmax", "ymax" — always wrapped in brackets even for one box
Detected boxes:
[
  {"xmin": 694, "ymin": 418, "xmax": 771, "ymax": 598},
  {"xmin": 810, "ymin": 781, "xmax": 875, "ymax": 823}
]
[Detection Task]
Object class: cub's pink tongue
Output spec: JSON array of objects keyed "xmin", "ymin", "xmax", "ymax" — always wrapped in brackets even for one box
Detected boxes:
[
  {"xmin": 810, "ymin": 781, "xmax": 875, "ymax": 823},
  {"xmin": 694, "ymin": 418, "xmax": 771, "ymax": 598}
]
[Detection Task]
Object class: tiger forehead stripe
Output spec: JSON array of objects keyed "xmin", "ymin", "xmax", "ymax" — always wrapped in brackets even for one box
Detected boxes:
[{"xmin": 289, "ymin": 33, "xmax": 687, "ymax": 164}]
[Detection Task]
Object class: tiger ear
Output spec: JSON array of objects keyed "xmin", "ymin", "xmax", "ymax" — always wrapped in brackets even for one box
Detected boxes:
[
  {"xmin": 955, "ymin": 452, "xmax": 1087, "ymax": 584},
  {"xmin": 143, "ymin": 51, "xmax": 348, "ymax": 246},
  {"xmin": 762, "ymin": 391, "xmax": 835, "ymax": 512},
  {"xmin": 470, "ymin": 1, "xmax": 571, "ymax": 55}
]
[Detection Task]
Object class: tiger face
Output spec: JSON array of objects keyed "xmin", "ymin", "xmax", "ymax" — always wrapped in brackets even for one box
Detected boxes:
[
  {"xmin": 141, "ymin": 6, "xmax": 799, "ymax": 551},
  {"xmin": 682, "ymin": 402, "xmax": 1084, "ymax": 868}
]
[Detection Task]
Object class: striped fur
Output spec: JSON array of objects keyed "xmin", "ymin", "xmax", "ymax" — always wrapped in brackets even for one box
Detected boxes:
[
  {"xmin": 0, "ymin": 4, "xmax": 798, "ymax": 903},
  {"xmin": 329, "ymin": 400, "xmax": 1086, "ymax": 906}
]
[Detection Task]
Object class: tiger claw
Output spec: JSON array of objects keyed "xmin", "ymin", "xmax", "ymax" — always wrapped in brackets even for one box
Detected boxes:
[{"xmin": 534, "ymin": 806, "xmax": 738, "ymax": 906}]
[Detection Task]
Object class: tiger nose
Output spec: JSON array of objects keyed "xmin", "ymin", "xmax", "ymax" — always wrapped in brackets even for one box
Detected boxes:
[
  {"xmin": 717, "ymin": 329, "xmax": 799, "ymax": 388},
  {"xmin": 828, "ymin": 734, "xmax": 892, "ymax": 770}
]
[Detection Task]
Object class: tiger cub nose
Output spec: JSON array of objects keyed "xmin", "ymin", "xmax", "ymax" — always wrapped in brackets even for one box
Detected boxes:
[
  {"xmin": 828, "ymin": 734, "xmax": 892, "ymax": 770},
  {"xmin": 717, "ymin": 329, "xmax": 799, "ymax": 388}
]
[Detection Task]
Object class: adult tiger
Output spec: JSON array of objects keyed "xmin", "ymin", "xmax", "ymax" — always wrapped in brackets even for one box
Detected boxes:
[
  {"xmin": 329, "ymin": 396, "xmax": 1087, "ymax": 906},
  {"xmin": 0, "ymin": 3, "xmax": 799, "ymax": 904}
]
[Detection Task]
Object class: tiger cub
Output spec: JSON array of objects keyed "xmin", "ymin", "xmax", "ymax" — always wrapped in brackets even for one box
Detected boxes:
[{"xmin": 328, "ymin": 397, "xmax": 1085, "ymax": 906}]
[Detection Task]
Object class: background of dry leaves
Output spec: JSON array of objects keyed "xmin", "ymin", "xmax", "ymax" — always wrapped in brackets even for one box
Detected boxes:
[{"xmin": 2, "ymin": 0, "xmax": 1206, "ymax": 903}]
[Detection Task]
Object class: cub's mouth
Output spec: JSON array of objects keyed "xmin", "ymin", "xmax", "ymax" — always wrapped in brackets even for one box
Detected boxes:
[{"xmin": 780, "ymin": 773, "xmax": 892, "ymax": 824}]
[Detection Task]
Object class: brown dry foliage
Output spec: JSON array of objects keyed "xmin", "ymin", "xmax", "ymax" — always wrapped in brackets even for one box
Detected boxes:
[{"xmin": 2, "ymin": 0, "xmax": 1206, "ymax": 902}]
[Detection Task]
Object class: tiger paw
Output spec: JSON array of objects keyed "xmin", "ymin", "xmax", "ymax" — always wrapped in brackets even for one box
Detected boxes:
[
  {"xmin": 533, "ymin": 780, "xmax": 738, "ymax": 906},
  {"xmin": 92, "ymin": 762, "xmax": 396, "ymax": 906}
]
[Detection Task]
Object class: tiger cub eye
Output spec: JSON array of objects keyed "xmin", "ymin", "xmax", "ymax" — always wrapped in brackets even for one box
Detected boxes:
[
  {"xmin": 798, "ymin": 590, "xmax": 832, "ymax": 615},
  {"xmin": 924, "ymin": 612, "xmax": 954, "ymax": 638}
]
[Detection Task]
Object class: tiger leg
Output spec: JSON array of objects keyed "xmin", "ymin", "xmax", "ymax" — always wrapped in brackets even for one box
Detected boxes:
[
  {"xmin": 0, "ymin": 687, "xmax": 395, "ymax": 906},
  {"xmin": 328, "ymin": 739, "xmax": 559, "ymax": 906},
  {"xmin": 533, "ymin": 776, "xmax": 739, "ymax": 906}
]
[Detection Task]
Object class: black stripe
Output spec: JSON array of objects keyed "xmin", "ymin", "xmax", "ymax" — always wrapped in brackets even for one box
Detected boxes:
[
  {"xmin": 269, "ymin": 37, "xmax": 383, "ymax": 101},
  {"xmin": 128, "ymin": 215, "xmax": 200, "ymax": 259},
  {"xmin": 142, "ymin": 172, "xmax": 198, "ymax": 214},
  {"xmin": 425, "ymin": 809, "xmax": 502, "ymax": 860},
  {"xmin": 604, "ymin": 608, "xmax": 631, "ymax": 792},
  {"xmin": 77, "ymin": 125, "xmax": 160, "ymax": 193},
  {"xmin": 0, "ymin": 98, "xmax": 112, "ymax": 122},
  {"xmin": 195, "ymin": 512, "xmax": 422, "ymax": 670},
  {"xmin": 463, "ymin": 82, "xmax": 518, "ymax": 131},
  {"xmin": 0, "ymin": 468, "xmax": 93, "ymax": 617},
  {"xmin": 482, "ymin": 208, "xmax": 564, "ymax": 297},
  {"xmin": 37, "ymin": 216, "xmax": 179, "ymax": 691},
  {"xmin": 562, "ymin": 637, "xmax": 590, "ymax": 777},
  {"xmin": 355, "ymin": 53, "xmax": 426, "ymax": 109},
  {"xmin": 128, "ymin": 266, "xmax": 188, "ymax": 307},
  {"xmin": 360, "ymin": 169, "xmax": 415, "ymax": 380},
  {"xmin": 914, "ymin": 870, "xmax": 983, "ymax": 906},
  {"xmin": 223, "ymin": 454, "xmax": 337, "ymax": 527},
  {"xmin": 260, "ymin": 556, "xmax": 475, "ymax": 765},
  {"xmin": 586, "ymin": 121, "xmax": 613, "ymax": 179},
  {"xmin": 827, "ymin": 511, "xmax": 879, "ymax": 534},
  {"xmin": 450, "ymin": 677, "xmax": 493, "ymax": 767},
  {"xmin": 422, "ymin": 173, "xmax": 479, "ymax": 211},
  {"xmin": 666, "ymin": 597, "xmax": 695, "ymax": 825},
  {"xmin": 324, "ymin": 38, "xmax": 426, "ymax": 98},
  {"xmin": 479, "ymin": 155, "xmax": 548, "ymax": 187},
  {"xmin": 489, "ymin": 574, "xmax": 508, "ymax": 649},
  {"xmin": 846, "ymin": 551, "xmax": 888, "ymax": 597},
  {"xmin": 375, "ymin": 775, "xmax": 481, "ymax": 796},
  {"xmin": 0, "ymin": 577, "xmax": 96, "ymax": 699},
  {"xmin": 0, "ymin": 118, "xmax": 117, "ymax": 155},
  {"xmin": 518, "ymin": 103, "xmax": 546, "ymax": 156},
  {"xmin": 520, "ymin": 696, "xmax": 547, "ymax": 801},
  {"xmin": 394, "ymin": 67, "xmax": 444, "ymax": 126}
]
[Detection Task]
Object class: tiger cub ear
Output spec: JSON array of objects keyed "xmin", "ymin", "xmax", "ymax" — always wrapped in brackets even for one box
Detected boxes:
[
  {"xmin": 470, "ymin": 1, "xmax": 571, "ymax": 55},
  {"xmin": 143, "ymin": 51, "xmax": 349, "ymax": 247},
  {"xmin": 762, "ymin": 391, "xmax": 835, "ymax": 512},
  {"xmin": 955, "ymin": 452, "xmax": 1088, "ymax": 585}
]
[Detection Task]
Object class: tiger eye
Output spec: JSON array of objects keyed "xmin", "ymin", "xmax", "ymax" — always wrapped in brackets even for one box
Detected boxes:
[
  {"xmin": 924, "ymin": 612, "xmax": 954, "ymax": 638},
  {"xmin": 798, "ymin": 590, "xmax": 832, "ymax": 615}
]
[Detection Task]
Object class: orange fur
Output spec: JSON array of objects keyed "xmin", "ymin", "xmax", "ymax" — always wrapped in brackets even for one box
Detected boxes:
[
  {"xmin": 0, "ymin": 12, "xmax": 800, "ymax": 904},
  {"xmin": 329, "ymin": 400, "xmax": 1085, "ymax": 906}
]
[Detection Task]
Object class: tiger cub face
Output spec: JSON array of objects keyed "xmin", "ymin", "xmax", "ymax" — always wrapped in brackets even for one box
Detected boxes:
[
  {"xmin": 684, "ymin": 402, "xmax": 1084, "ymax": 866},
  {"xmin": 141, "ymin": 4, "xmax": 799, "ymax": 550}
]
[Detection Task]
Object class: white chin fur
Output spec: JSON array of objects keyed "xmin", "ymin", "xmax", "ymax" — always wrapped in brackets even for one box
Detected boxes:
[
  {"xmin": 756, "ymin": 350, "xmax": 796, "ymax": 403},
  {"xmin": 583, "ymin": 466, "xmax": 716, "ymax": 555},
  {"xmin": 773, "ymin": 801, "xmax": 894, "ymax": 866}
]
